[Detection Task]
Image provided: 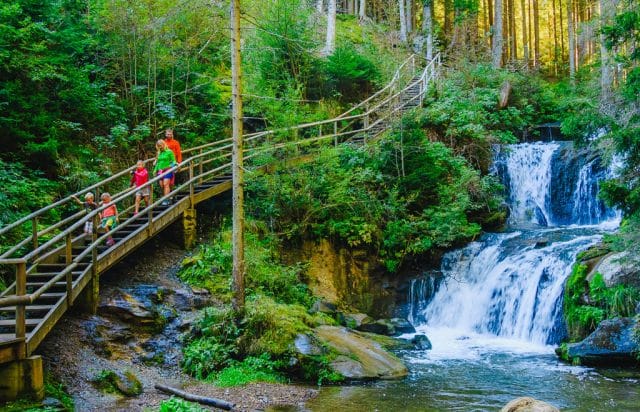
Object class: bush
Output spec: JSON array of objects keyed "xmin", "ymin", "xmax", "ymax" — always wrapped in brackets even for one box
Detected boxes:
[
  {"xmin": 326, "ymin": 45, "xmax": 380, "ymax": 103},
  {"xmin": 159, "ymin": 397, "xmax": 208, "ymax": 412},
  {"xmin": 211, "ymin": 354, "xmax": 285, "ymax": 387}
]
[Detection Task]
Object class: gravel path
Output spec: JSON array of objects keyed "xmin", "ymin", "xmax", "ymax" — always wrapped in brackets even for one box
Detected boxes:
[{"xmin": 37, "ymin": 230, "xmax": 317, "ymax": 411}]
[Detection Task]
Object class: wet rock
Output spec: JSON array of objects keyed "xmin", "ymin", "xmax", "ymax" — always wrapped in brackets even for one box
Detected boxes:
[
  {"xmin": 592, "ymin": 252, "xmax": 640, "ymax": 288},
  {"xmin": 565, "ymin": 317, "xmax": 640, "ymax": 366},
  {"xmin": 340, "ymin": 313, "xmax": 372, "ymax": 329},
  {"xmin": 534, "ymin": 239, "xmax": 549, "ymax": 248},
  {"xmin": 41, "ymin": 397, "xmax": 64, "ymax": 410},
  {"xmin": 310, "ymin": 300, "xmax": 338, "ymax": 315},
  {"xmin": 85, "ymin": 317, "xmax": 133, "ymax": 358},
  {"xmin": 411, "ymin": 334, "xmax": 432, "ymax": 350},
  {"xmin": 113, "ymin": 371, "xmax": 143, "ymax": 396},
  {"xmin": 293, "ymin": 333, "xmax": 325, "ymax": 356},
  {"xmin": 92, "ymin": 370, "xmax": 142, "ymax": 397},
  {"xmin": 357, "ymin": 318, "xmax": 395, "ymax": 336},
  {"xmin": 500, "ymin": 396, "xmax": 560, "ymax": 412},
  {"xmin": 99, "ymin": 290, "xmax": 157, "ymax": 326},
  {"xmin": 389, "ymin": 318, "xmax": 416, "ymax": 335},
  {"xmin": 314, "ymin": 326, "xmax": 408, "ymax": 380},
  {"xmin": 171, "ymin": 288, "xmax": 213, "ymax": 311}
]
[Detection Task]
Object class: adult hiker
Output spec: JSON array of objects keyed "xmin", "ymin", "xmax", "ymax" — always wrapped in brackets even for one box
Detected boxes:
[
  {"xmin": 164, "ymin": 128, "xmax": 182, "ymax": 164},
  {"xmin": 153, "ymin": 139, "xmax": 177, "ymax": 205}
]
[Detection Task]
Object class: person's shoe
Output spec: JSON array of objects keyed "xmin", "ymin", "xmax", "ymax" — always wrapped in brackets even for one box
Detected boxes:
[
  {"xmin": 106, "ymin": 238, "xmax": 115, "ymax": 246},
  {"xmin": 161, "ymin": 200, "xmax": 169, "ymax": 206}
]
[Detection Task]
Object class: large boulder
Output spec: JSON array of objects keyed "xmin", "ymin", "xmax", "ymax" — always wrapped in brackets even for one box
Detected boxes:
[
  {"xmin": 357, "ymin": 318, "xmax": 396, "ymax": 336},
  {"xmin": 389, "ymin": 318, "xmax": 416, "ymax": 335},
  {"xmin": 565, "ymin": 317, "xmax": 640, "ymax": 366},
  {"xmin": 314, "ymin": 326, "xmax": 408, "ymax": 380},
  {"xmin": 500, "ymin": 397, "xmax": 560, "ymax": 412},
  {"xmin": 592, "ymin": 252, "xmax": 640, "ymax": 288}
]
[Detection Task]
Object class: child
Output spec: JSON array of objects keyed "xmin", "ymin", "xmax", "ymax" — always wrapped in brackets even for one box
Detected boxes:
[
  {"xmin": 71, "ymin": 192, "xmax": 98, "ymax": 235},
  {"xmin": 130, "ymin": 160, "xmax": 150, "ymax": 215},
  {"xmin": 99, "ymin": 192, "xmax": 119, "ymax": 247},
  {"xmin": 153, "ymin": 139, "xmax": 177, "ymax": 205}
]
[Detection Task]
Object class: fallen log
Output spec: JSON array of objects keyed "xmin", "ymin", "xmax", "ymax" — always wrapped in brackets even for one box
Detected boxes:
[{"xmin": 155, "ymin": 383, "xmax": 235, "ymax": 410}]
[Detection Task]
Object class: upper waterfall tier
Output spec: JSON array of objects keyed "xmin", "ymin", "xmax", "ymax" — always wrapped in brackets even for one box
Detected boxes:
[{"xmin": 493, "ymin": 142, "xmax": 619, "ymax": 228}]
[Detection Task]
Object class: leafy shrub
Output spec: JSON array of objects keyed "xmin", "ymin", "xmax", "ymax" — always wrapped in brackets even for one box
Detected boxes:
[
  {"xmin": 564, "ymin": 263, "xmax": 640, "ymax": 340},
  {"xmin": 211, "ymin": 354, "xmax": 286, "ymax": 387}
]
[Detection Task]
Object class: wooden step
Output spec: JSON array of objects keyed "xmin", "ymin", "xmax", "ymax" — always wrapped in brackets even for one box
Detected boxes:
[
  {"xmin": 0, "ymin": 305, "xmax": 53, "ymax": 312},
  {"xmin": 0, "ymin": 319, "xmax": 43, "ymax": 327}
]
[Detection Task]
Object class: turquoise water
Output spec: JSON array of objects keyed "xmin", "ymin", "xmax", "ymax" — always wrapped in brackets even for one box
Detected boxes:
[{"xmin": 304, "ymin": 333, "xmax": 640, "ymax": 411}]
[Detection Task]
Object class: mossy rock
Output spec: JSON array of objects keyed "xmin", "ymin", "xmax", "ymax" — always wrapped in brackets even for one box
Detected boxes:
[{"xmin": 92, "ymin": 370, "xmax": 142, "ymax": 397}]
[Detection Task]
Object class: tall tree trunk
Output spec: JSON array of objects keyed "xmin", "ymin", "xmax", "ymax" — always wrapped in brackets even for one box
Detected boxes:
[
  {"xmin": 567, "ymin": 0, "xmax": 576, "ymax": 80},
  {"xmin": 559, "ymin": 0, "xmax": 565, "ymax": 64},
  {"xmin": 359, "ymin": 0, "xmax": 366, "ymax": 20},
  {"xmin": 317, "ymin": 0, "xmax": 324, "ymax": 13},
  {"xmin": 599, "ymin": 0, "xmax": 612, "ymax": 100},
  {"xmin": 508, "ymin": 0, "xmax": 517, "ymax": 61},
  {"xmin": 521, "ymin": 0, "xmax": 529, "ymax": 66},
  {"xmin": 325, "ymin": 0, "xmax": 337, "ymax": 54},
  {"xmin": 406, "ymin": 0, "xmax": 413, "ymax": 35},
  {"xmin": 552, "ymin": 0, "xmax": 559, "ymax": 74},
  {"xmin": 533, "ymin": 0, "xmax": 540, "ymax": 67},
  {"xmin": 488, "ymin": 0, "xmax": 494, "ymax": 47},
  {"xmin": 423, "ymin": 0, "xmax": 434, "ymax": 60},
  {"xmin": 399, "ymin": 0, "xmax": 408, "ymax": 42},
  {"xmin": 230, "ymin": 0, "xmax": 245, "ymax": 313},
  {"xmin": 444, "ymin": 0, "xmax": 453, "ymax": 37},
  {"xmin": 492, "ymin": 0, "xmax": 504, "ymax": 67}
]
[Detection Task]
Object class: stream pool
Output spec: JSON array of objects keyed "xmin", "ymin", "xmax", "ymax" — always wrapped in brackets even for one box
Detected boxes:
[{"xmin": 303, "ymin": 328, "xmax": 640, "ymax": 411}]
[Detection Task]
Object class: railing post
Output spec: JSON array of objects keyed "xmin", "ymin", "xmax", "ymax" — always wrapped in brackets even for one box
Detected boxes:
[
  {"xmin": 189, "ymin": 161, "xmax": 195, "ymax": 206},
  {"xmin": 198, "ymin": 148, "xmax": 204, "ymax": 185},
  {"xmin": 333, "ymin": 121, "xmax": 338, "ymax": 147},
  {"xmin": 65, "ymin": 233, "xmax": 73, "ymax": 306},
  {"xmin": 364, "ymin": 102, "xmax": 370, "ymax": 130},
  {"xmin": 31, "ymin": 217, "xmax": 38, "ymax": 255},
  {"xmin": 15, "ymin": 261, "xmax": 26, "ymax": 341}
]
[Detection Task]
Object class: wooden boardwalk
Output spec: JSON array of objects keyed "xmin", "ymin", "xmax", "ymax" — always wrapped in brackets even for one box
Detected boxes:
[{"xmin": 0, "ymin": 54, "xmax": 441, "ymax": 364}]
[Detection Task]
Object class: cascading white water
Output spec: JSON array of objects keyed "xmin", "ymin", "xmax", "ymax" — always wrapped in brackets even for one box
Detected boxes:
[
  {"xmin": 502, "ymin": 142, "xmax": 558, "ymax": 227},
  {"xmin": 412, "ymin": 142, "xmax": 620, "ymax": 347}
]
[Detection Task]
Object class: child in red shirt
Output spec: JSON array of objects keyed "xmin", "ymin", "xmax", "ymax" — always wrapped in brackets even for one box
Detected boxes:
[{"xmin": 130, "ymin": 160, "xmax": 150, "ymax": 215}]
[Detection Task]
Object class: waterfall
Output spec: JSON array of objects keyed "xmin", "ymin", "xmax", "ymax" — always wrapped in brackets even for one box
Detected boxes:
[
  {"xmin": 412, "ymin": 142, "xmax": 620, "ymax": 346},
  {"xmin": 499, "ymin": 142, "xmax": 559, "ymax": 227}
]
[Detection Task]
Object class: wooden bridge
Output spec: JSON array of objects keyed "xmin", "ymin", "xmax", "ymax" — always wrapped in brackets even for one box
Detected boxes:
[{"xmin": 0, "ymin": 54, "xmax": 440, "ymax": 397}]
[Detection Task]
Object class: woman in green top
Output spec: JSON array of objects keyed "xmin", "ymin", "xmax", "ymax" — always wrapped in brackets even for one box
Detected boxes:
[{"xmin": 153, "ymin": 139, "xmax": 177, "ymax": 205}]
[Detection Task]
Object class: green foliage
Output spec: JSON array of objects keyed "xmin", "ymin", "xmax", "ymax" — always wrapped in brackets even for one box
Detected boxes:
[
  {"xmin": 326, "ymin": 45, "xmax": 380, "ymax": 103},
  {"xmin": 248, "ymin": 120, "xmax": 502, "ymax": 272},
  {"xmin": 181, "ymin": 308, "xmax": 240, "ymax": 380},
  {"xmin": 159, "ymin": 397, "xmax": 208, "ymax": 412},
  {"xmin": 602, "ymin": 1, "xmax": 640, "ymax": 100},
  {"xmin": 179, "ymin": 228, "xmax": 312, "ymax": 306},
  {"xmin": 44, "ymin": 379, "xmax": 74, "ymax": 411},
  {"xmin": 564, "ymin": 264, "xmax": 640, "ymax": 340},
  {"xmin": 210, "ymin": 354, "xmax": 286, "ymax": 387},
  {"xmin": 421, "ymin": 63, "xmax": 556, "ymax": 170}
]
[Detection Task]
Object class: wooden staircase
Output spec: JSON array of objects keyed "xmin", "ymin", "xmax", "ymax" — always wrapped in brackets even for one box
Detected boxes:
[{"xmin": 0, "ymin": 54, "xmax": 441, "ymax": 365}]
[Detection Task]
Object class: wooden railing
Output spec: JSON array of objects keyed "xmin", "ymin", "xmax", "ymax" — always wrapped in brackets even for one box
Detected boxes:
[{"xmin": 0, "ymin": 53, "xmax": 441, "ymax": 354}]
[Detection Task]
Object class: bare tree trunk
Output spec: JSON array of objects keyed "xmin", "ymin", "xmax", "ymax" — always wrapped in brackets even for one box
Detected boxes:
[
  {"xmin": 406, "ymin": 0, "xmax": 413, "ymax": 34},
  {"xmin": 492, "ymin": 0, "xmax": 504, "ymax": 67},
  {"xmin": 533, "ymin": 0, "xmax": 540, "ymax": 67},
  {"xmin": 359, "ymin": 0, "xmax": 366, "ymax": 20},
  {"xmin": 567, "ymin": 0, "xmax": 576, "ymax": 81},
  {"xmin": 325, "ymin": 0, "xmax": 337, "ymax": 54},
  {"xmin": 552, "ymin": 0, "xmax": 559, "ymax": 74},
  {"xmin": 488, "ymin": 0, "xmax": 494, "ymax": 47},
  {"xmin": 599, "ymin": 0, "xmax": 612, "ymax": 99},
  {"xmin": 423, "ymin": 0, "xmax": 434, "ymax": 60},
  {"xmin": 559, "ymin": 0, "xmax": 565, "ymax": 64},
  {"xmin": 508, "ymin": 0, "xmax": 517, "ymax": 61},
  {"xmin": 230, "ymin": 0, "xmax": 245, "ymax": 313},
  {"xmin": 444, "ymin": 0, "xmax": 453, "ymax": 37},
  {"xmin": 399, "ymin": 0, "xmax": 408, "ymax": 42},
  {"xmin": 521, "ymin": 0, "xmax": 529, "ymax": 66},
  {"xmin": 317, "ymin": 0, "xmax": 324, "ymax": 14}
]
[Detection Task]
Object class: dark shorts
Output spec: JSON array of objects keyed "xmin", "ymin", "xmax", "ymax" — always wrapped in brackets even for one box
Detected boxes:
[{"xmin": 158, "ymin": 169, "xmax": 174, "ymax": 180}]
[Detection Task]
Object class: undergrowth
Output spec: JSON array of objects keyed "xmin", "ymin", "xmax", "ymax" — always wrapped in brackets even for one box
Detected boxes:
[{"xmin": 158, "ymin": 397, "xmax": 208, "ymax": 412}]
